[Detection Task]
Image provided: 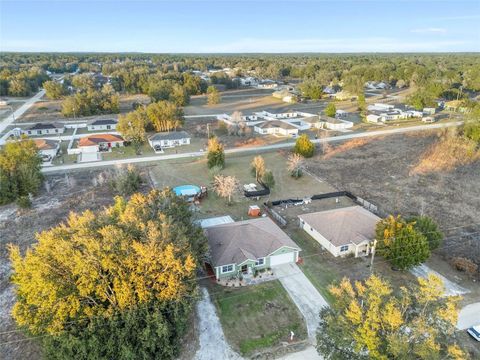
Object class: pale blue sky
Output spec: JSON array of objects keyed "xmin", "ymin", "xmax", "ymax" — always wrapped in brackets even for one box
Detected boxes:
[{"xmin": 1, "ymin": 0, "xmax": 479, "ymax": 52}]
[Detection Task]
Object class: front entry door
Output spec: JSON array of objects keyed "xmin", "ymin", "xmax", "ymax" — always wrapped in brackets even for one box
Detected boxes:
[{"xmin": 241, "ymin": 265, "xmax": 248, "ymax": 274}]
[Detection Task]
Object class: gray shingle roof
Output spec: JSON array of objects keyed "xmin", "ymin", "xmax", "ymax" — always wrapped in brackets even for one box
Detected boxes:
[
  {"xmin": 28, "ymin": 122, "xmax": 63, "ymax": 130},
  {"xmin": 257, "ymin": 120, "xmax": 297, "ymax": 130},
  {"xmin": 149, "ymin": 131, "xmax": 190, "ymax": 141},
  {"xmin": 205, "ymin": 217, "xmax": 300, "ymax": 267},
  {"xmin": 88, "ymin": 119, "xmax": 117, "ymax": 126}
]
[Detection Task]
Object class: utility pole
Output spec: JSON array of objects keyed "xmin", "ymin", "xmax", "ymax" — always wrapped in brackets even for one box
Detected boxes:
[
  {"xmin": 207, "ymin": 123, "xmax": 210, "ymax": 138},
  {"xmin": 369, "ymin": 239, "xmax": 377, "ymax": 274}
]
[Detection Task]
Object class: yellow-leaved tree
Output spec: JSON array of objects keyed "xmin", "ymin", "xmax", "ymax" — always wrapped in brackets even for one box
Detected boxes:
[
  {"xmin": 316, "ymin": 274, "xmax": 468, "ymax": 360},
  {"xmin": 9, "ymin": 189, "xmax": 207, "ymax": 359}
]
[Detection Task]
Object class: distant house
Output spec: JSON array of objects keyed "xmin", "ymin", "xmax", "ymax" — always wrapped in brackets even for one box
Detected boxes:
[
  {"xmin": 444, "ymin": 100, "xmax": 470, "ymax": 113},
  {"xmin": 148, "ymin": 131, "xmax": 191, "ymax": 152},
  {"xmin": 33, "ymin": 139, "xmax": 60, "ymax": 160},
  {"xmin": 204, "ymin": 217, "xmax": 301, "ymax": 280},
  {"xmin": 87, "ymin": 119, "xmax": 117, "ymax": 131},
  {"xmin": 366, "ymin": 114, "xmax": 382, "ymax": 123},
  {"xmin": 423, "ymin": 107, "xmax": 436, "ymax": 115},
  {"xmin": 26, "ymin": 123, "xmax": 64, "ymax": 136},
  {"xmin": 254, "ymin": 121, "xmax": 299, "ymax": 137},
  {"xmin": 257, "ymin": 80, "xmax": 278, "ymax": 89},
  {"xmin": 298, "ymin": 206, "xmax": 380, "ymax": 258},
  {"xmin": 319, "ymin": 115, "xmax": 354, "ymax": 130},
  {"xmin": 74, "ymin": 134, "xmax": 124, "ymax": 154}
]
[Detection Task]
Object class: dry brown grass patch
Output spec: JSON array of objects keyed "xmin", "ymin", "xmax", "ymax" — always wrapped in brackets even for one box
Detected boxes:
[
  {"xmin": 410, "ymin": 133, "xmax": 480, "ymax": 175},
  {"xmin": 323, "ymin": 137, "xmax": 373, "ymax": 159}
]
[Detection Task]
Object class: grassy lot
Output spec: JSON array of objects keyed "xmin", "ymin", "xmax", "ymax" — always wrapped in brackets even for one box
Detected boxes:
[
  {"xmin": 149, "ymin": 151, "xmax": 334, "ymax": 220},
  {"xmin": 208, "ymin": 280, "xmax": 307, "ymax": 356}
]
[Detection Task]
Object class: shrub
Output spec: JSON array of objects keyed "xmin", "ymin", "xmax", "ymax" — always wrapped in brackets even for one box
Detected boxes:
[
  {"xmin": 16, "ymin": 195, "xmax": 32, "ymax": 209},
  {"xmin": 262, "ymin": 170, "xmax": 275, "ymax": 189},
  {"xmin": 294, "ymin": 134, "xmax": 315, "ymax": 158},
  {"xmin": 110, "ymin": 165, "xmax": 143, "ymax": 196},
  {"xmin": 451, "ymin": 257, "xmax": 478, "ymax": 276}
]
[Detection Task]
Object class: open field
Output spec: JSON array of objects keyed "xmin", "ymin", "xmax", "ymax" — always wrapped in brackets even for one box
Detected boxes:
[{"xmin": 207, "ymin": 280, "xmax": 307, "ymax": 356}]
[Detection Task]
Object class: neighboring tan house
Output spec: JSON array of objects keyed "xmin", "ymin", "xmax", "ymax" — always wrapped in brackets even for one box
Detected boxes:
[
  {"xmin": 87, "ymin": 119, "xmax": 118, "ymax": 131},
  {"xmin": 298, "ymin": 206, "xmax": 380, "ymax": 258},
  {"xmin": 205, "ymin": 217, "xmax": 301, "ymax": 280},
  {"xmin": 33, "ymin": 139, "xmax": 60, "ymax": 160},
  {"xmin": 319, "ymin": 115, "xmax": 354, "ymax": 130},
  {"xmin": 148, "ymin": 131, "xmax": 191, "ymax": 152},
  {"xmin": 26, "ymin": 123, "xmax": 64, "ymax": 136},
  {"xmin": 254, "ymin": 120, "xmax": 298, "ymax": 137},
  {"xmin": 73, "ymin": 134, "xmax": 124, "ymax": 154}
]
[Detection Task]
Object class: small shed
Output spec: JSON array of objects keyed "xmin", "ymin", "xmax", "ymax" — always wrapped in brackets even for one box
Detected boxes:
[{"xmin": 248, "ymin": 205, "xmax": 261, "ymax": 217}]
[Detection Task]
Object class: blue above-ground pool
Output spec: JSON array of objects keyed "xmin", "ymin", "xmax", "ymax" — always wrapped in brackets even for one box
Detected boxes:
[{"xmin": 173, "ymin": 185, "xmax": 201, "ymax": 197}]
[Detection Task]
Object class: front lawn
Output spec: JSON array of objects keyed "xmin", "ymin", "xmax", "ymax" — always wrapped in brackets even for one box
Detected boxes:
[{"xmin": 209, "ymin": 280, "xmax": 307, "ymax": 356}]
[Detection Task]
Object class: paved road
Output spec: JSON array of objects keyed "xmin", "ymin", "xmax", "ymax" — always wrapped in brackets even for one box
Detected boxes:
[
  {"xmin": 275, "ymin": 264, "xmax": 328, "ymax": 341},
  {"xmin": 457, "ymin": 302, "xmax": 480, "ymax": 330},
  {"xmin": 0, "ymin": 89, "xmax": 45, "ymax": 136},
  {"xmin": 42, "ymin": 121, "xmax": 462, "ymax": 174}
]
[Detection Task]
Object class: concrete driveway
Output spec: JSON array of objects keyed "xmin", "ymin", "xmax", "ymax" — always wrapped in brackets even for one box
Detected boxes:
[
  {"xmin": 274, "ymin": 263, "xmax": 328, "ymax": 341},
  {"xmin": 193, "ymin": 287, "xmax": 243, "ymax": 360},
  {"xmin": 457, "ymin": 302, "xmax": 480, "ymax": 330}
]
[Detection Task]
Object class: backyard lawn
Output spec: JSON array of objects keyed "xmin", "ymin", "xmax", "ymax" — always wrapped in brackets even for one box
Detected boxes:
[
  {"xmin": 149, "ymin": 151, "xmax": 334, "ymax": 220},
  {"xmin": 208, "ymin": 280, "xmax": 307, "ymax": 356}
]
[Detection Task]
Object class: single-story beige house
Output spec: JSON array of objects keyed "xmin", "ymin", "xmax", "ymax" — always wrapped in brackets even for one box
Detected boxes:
[
  {"xmin": 87, "ymin": 119, "xmax": 118, "ymax": 131},
  {"xmin": 205, "ymin": 217, "xmax": 301, "ymax": 280},
  {"xmin": 68, "ymin": 134, "xmax": 124, "ymax": 154},
  {"xmin": 33, "ymin": 139, "xmax": 60, "ymax": 161},
  {"xmin": 298, "ymin": 206, "xmax": 380, "ymax": 258},
  {"xmin": 254, "ymin": 120, "xmax": 298, "ymax": 137}
]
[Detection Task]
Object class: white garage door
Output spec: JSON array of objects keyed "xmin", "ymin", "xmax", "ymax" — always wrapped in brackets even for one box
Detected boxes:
[{"xmin": 270, "ymin": 252, "xmax": 295, "ymax": 267}]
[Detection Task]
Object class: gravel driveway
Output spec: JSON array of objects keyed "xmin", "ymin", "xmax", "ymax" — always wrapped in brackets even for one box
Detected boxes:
[
  {"xmin": 274, "ymin": 263, "xmax": 328, "ymax": 341},
  {"xmin": 193, "ymin": 287, "xmax": 243, "ymax": 360},
  {"xmin": 410, "ymin": 264, "xmax": 470, "ymax": 296}
]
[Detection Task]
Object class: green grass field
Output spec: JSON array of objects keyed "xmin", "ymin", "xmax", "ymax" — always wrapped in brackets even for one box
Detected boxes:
[{"xmin": 209, "ymin": 280, "xmax": 307, "ymax": 356}]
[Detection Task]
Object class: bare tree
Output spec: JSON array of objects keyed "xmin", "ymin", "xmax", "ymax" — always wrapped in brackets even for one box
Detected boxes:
[
  {"xmin": 231, "ymin": 110, "xmax": 243, "ymax": 123},
  {"xmin": 287, "ymin": 153, "xmax": 305, "ymax": 178},
  {"xmin": 320, "ymin": 130, "xmax": 332, "ymax": 155},
  {"xmin": 250, "ymin": 155, "xmax": 266, "ymax": 181},
  {"xmin": 213, "ymin": 174, "xmax": 239, "ymax": 204}
]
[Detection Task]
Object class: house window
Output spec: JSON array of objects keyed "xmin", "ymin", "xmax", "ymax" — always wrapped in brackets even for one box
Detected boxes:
[
  {"xmin": 255, "ymin": 258, "xmax": 264, "ymax": 266},
  {"xmin": 55, "ymin": 129, "xmax": 58, "ymax": 133},
  {"xmin": 106, "ymin": 125, "xmax": 111, "ymax": 130},
  {"xmin": 340, "ymin": 245, "xmax": 349, "ymax": 252},
  {"xmin": 221, "ymin": 265, "xmax": 234, "ymax": 273}
]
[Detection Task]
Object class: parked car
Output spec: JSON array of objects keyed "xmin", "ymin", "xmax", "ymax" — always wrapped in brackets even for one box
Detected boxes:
[
  {"xmin": 467, "ymin": 325, "xmax": 480, "ymax": 341},
  {"xmin": 41, "ymin": 154, "xmax": 52, "ymax": 162}
]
